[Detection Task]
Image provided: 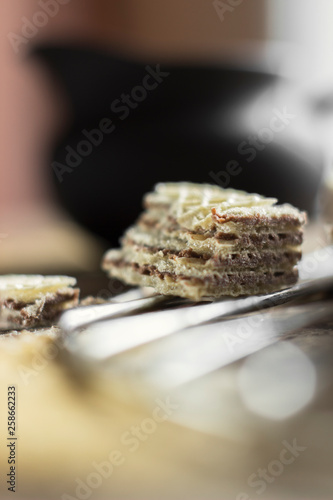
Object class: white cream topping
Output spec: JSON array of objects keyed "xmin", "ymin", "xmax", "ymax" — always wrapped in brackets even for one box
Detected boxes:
[
  {"xmin": 148, "ymin": 182, "xmax": 276, "ymax": 207},
  {"xmin": 0, "ymin": 275, "xmax": 76, "ymax": 302},
  {"xmin": 144, "ymin": 182, "xmax": 304, "ymax": 232}
]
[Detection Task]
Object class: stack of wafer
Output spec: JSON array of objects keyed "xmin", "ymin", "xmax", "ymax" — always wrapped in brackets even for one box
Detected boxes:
[{"xmin": 103, "ymin": 183, "xmax": 306, "ymax": 300}]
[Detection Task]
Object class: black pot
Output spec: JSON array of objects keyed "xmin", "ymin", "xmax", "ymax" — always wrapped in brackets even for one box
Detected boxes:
[{"xmin": 33, "ymin": 46, "xmax": 322, "ymax": 244}]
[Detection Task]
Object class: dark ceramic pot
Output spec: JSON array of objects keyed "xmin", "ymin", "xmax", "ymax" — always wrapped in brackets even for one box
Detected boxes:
[{"xmin": 33, "ymin": 46, "xmax": 322, "ymax": 244}]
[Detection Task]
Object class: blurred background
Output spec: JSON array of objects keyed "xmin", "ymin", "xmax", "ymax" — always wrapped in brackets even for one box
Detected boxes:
[{"xmin": 1, "ymin": 0, "xmax": 333, "ymax": 271}]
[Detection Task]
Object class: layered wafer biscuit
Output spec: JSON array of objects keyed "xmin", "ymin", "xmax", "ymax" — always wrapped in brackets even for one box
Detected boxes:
[
  {"xmin": 0, "ymin": 275, "xmax": 79, "ymax": 329},
  {"xmin": 103, "ymin": 183, "xmax": 306, "ymax": 300}
]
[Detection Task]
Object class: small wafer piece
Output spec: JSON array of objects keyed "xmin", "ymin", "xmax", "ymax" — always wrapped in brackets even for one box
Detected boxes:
[
  {"xmin": 0, "ymin": 275, "xmax": 79, "ymax": 329},
  {"xmin": 103, "ymin": 183, "xmax": 306, "ymax": 300}
]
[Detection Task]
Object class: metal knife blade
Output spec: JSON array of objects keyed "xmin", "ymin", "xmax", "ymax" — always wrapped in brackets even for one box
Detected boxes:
[
  {"xmin": 95, "ymin": 300, "xmax": 333, "ymax": 390},
  {"xmin": 65, "ymin": 272, "xmax": 333, "ymax": 360}
]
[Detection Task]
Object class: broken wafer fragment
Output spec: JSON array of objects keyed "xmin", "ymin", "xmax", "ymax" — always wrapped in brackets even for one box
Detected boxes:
[
  {"xmin": 0, "ymin": 275, "xmax": 79, "ymax": 329},
  {"xmin": 102, "ymin": 182, "xmax": 307, "ymax": 300}
]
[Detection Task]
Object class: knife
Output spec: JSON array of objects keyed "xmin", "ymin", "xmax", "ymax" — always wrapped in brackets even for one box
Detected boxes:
[
  {"xmin": 106, "ymin": 299, "xmax": 333, "ymax": 390},
  {"xmin": 63, "ymin": 246, "xmax": 333, "ymax": 361}
]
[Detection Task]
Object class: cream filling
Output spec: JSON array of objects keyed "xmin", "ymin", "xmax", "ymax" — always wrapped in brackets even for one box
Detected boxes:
[
  {"xmin": 124, "ymin": 226, "xmax": 302, "ymax": 256},
  {"xmin": 139, "ymin": 210, "xmax": 303, "ymax": 233},
  {"xmin": 106, "ymin": 262, "xmax": 297, "ymax": 300},
  {"xmin": 0, "ymin": 292, "xmax": 77, "ymax": 328},
  {"xmin": 104, "ymin": 246, "xmax": 299, "ymax": 278}
]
